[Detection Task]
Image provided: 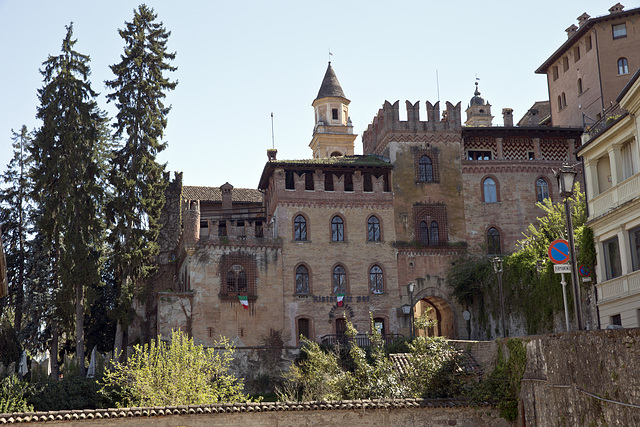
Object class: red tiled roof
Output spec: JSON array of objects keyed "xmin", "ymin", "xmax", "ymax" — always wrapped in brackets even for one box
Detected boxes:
[{"xmin": 182, "ymin": 186, "xmax": 263, "ymax": 204}]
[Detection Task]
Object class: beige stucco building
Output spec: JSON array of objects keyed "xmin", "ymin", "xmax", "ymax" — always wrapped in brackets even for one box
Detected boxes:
[
  {"xmin": 577, "ymin": 69, "xmax": 640, "ymax": 329},
  {"xmin": 536, "ymin": 3, "xmax": 640, "ymax": 128}
]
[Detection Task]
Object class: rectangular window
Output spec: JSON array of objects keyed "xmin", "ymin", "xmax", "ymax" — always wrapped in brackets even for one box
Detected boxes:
[
  {"xmin": 298, "ymin": 318, "xmax": 310, "ymax": 340},
  {"xmin": 200, "ymin": 219, "xmax": 209, "ymax": 229},
  {"xmin": 604, "ymin": 237, "xmax": 622, "ymax": 280},
  {"xmin": 552, "ymin": 66, "xmax": 559, "ymax": 81},
  {"xmin": 630, "ymin": 226, "xmax": 640, "ymax": 272},
  {"xmin": 621, "ymin": 141, "xmax": 638, "ymax": 180},
  {"xmin": 468, "ymin": 150, "xmax": 492, "ymax": 161},
  {"xmin": 305, "ymin": 172, "xmax": 314, "ymax": 190},
  {"xmin": 363, "ymin": 173, "xmax": 373, "ymax": 192},
  {"xmin": 332, "ymin": 108, "xmax": 339, "ymax": 120},
  {"xmin": 563, "ymin": 56, "xmax": 569, "ymax": 72},
  {"xmin": 285, "ymin": 170, "xmax": 295, "ymax": 190},
  {"xmin": 611, "ymin": 314, "xmax": 622, "ymax": 326},
  {"xmin": 613, "ymin": 23, "xmax": 627, "ymax": 39},
  {"xmin": 586, "ymin": 36, "xmax": 592, "ymax": 52},
  {"xmin": 574, "ymin": 46, "xmax": 580, "ymax": 62}
]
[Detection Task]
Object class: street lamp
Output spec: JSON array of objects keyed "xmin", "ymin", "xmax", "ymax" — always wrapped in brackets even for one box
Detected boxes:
[
  {"xmin": 407, "ymin": 282, "xmax": 415, "ymax": 338},
  {"xmin": 490, "ymin": 257, "xmax": 507, "ymax": 337},
  {"xmin": 555, "ymin": 163, "xmax": 583, "ymax": 330}
]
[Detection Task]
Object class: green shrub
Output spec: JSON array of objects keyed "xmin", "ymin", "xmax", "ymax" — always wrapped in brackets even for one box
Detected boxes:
[
  {"xmin": 100, "ymin": 330, "xmax": 248, "ymax": 407},
  {"xmin": 29, "ymin": 376, "xmax": 104, "ymax": 411},
  {"xmin": 0, "ymin": 375, "xmax": 33, "ymax": 413}
]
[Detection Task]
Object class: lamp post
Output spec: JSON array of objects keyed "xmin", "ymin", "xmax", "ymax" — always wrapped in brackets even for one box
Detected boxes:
[
  {"xmin": 490, "ymin": 257, "xmax": 507, "ymax": 337},
  {"xmin": 555, "ymin": 163, "xmax": 583, "ymax": 331},
  {"xmin": 407, "ymin": 282, "xmax": 415, "ymax": 339}
]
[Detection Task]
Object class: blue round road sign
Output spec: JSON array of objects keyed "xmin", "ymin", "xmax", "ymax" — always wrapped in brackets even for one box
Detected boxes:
[{"xmin": 548, "ymin": 239, "xmax": 570, "ymax": 264}]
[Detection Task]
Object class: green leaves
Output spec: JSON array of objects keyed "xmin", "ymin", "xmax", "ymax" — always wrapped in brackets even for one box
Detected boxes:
[{"xmin": 100, "ymin": 330, "xmax": 248, "ymax": 407}]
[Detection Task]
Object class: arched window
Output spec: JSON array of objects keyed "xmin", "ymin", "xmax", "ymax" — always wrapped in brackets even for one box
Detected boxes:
[
  {"xmin": 297, "ymin": 318, "xmax": 311, "ymax": 341},
  {"xmin": 418, "ymin": 155, "xmax": 434, "ymax": 182},
  {"xmin": 373, "ymin": 317, "xmax": 386, "ymax": 335},
  {"xmin": 536, "ymin": 178, "xmax": 550, "ymax": 203},
  {"xmin": 369, "ymin": 265, "xmax": 384, "ymax": 294},
  {"xmin": 577, "ymin": 78, "xmax": 583, "ymax": 94},
  {"xmin": 557, "ymin": 95, "xmax": 562, "ymax": 111},
  {"xmin": 331, "ymin": 216, "xmax": 344, "ymax": 241},
  {"xmin": 226, "ymin": 271, "xmax": 236, "ymax": 293},
  {"xmin": 368, "ymin": 216, "xmax": 381, "ymax": 241},
  {"xmin": 333, "ymin": 265, "xmax": 346, "ymax": 294},
  {"xmin": 419, "ymin": 221, "xmax": 429, "ymax": 245},
  {"xmin": 294, "ymin": 215, "xmax": 307, "ymax": 241},
  {"xmin": 561, "ymin": 92, "xmax": 567, "ymax": 108},
  {"xmin": 237, "ymin": 271, "xmax": 247, "ymax": 293},
  {"xmin": 487, "ymin": 228, "xmax": 501, "ymax": 255},
  {"xmin": 295, "ymin": 265, "xmax": 309, "ymax": 295},
  {"xmin": 226, "ymin": 266, "xmax": 247, "ymax": 295},
  {"xmin": 483, "ymin": 177, "xmax": 497, "ymax": 203},
  {"xmin": 618, "ymin": 57, "xmax": 629, "ymax": 75},
  {"xmin": 430, "ymin": 221, "xmax": 439, "ymax": 245}
]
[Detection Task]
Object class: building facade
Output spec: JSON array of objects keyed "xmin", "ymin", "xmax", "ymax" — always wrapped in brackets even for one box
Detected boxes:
[
  {"xmin": 577, "ymin": 69, "xmax": 640, "ymax": 329},
  {"xmin": 536, "ymin": 3, "xmax": 640, "ymax": 127}
]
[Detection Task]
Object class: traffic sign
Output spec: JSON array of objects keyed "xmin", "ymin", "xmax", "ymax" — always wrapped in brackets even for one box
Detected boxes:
[
  {"xmin": 579, "ymin": 265, "xmax": 591, "ymax": 277},
  {"xmin": 548, "ymin": 239, "xmax": 570, "ymax": 264},
  {"xmin": 554, "ymin": 264, "xmax": 571, "ymax": 274}
]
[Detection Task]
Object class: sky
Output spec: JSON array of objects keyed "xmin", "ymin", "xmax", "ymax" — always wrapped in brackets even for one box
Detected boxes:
[{"xmin": 1, "ymin": 0, "xmax": 637, "ymax": 190}]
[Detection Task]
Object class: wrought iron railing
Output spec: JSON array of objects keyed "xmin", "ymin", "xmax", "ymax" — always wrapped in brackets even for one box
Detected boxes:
[
  {"xmin": 320, "ymin": 333, "xmax": 404, "ymax": 348},
  {"xmin": 585, "ymin": 103, "xmax": 627, "ymax": 138}
]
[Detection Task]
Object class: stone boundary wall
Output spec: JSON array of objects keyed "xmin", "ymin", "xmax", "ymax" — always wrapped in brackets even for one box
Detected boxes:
[
  {"xmin": 521, "ymin": 328, "xmax": 640, "ymax": 426},
  {"xmin": 0, "ymin": 399, "xmax": 510, "ymax": 426}
]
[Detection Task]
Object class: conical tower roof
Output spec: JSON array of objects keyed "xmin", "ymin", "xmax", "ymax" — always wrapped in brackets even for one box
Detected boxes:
[{"xmin": 315, "ymin": 62, "xmax": 347, "ymax": 100}]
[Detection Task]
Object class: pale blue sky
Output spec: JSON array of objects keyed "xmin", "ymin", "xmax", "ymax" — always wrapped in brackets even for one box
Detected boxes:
[{"xmin": 1, "ymin": 0, "xmax": 636, "ymax": 189}]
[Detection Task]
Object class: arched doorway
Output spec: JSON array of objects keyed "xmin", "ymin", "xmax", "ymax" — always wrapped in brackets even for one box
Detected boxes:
[{"xmin": 413, "ymin": 295, "xmax": 455, "ymax": 339}]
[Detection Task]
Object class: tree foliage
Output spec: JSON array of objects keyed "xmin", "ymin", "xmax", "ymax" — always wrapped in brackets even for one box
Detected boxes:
[
  {"xmin": 104, "ymin": 4, "xmax": 177, "ymax": 349},
  {"xmin": 100, "ymin": 330, "xmax": 247, "ymax": 407},
  {"xmin": 0, "ymin": 375, "xmax": 33, "ymax": 413}
]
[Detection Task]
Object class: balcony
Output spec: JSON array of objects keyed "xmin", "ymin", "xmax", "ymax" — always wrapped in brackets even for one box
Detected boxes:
[
  {"xmin": 320, "ymin": 333, "xmax": 404, "ymax": 348},
  {"xmin": 589, "ymin": 173, "xmax": 640, "ymax": 219},
  {"xmin": 597, "ymin": 269, "xmax": 640, "ymax": 304}
]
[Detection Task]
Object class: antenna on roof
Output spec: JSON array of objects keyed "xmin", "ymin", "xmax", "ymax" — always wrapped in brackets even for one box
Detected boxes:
[
  {"xmin": 329, "ymin": 48, "xmax": 333, "ymax": 63},
  {"xmin": 270, "ymin": 112, "xmax": 275, "ymax": 149},
  {"xmin": 436, "ymin": 69, "xmax": 440, "ymax": 105}
]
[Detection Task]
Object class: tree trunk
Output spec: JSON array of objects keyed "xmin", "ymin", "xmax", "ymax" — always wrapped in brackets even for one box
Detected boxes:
[
  {"xmin": 76, "ymin": 281, "xmax": 85, "ymax": 376},
  {"xmin": 50, "ymin": 324, "xmax": 59, "ymax": 381}
]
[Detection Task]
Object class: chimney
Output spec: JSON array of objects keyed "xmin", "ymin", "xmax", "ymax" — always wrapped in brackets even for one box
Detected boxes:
[
  {"xmin": 267, "ymin": 148, "xmax": 277, "ymax": 161},
  {"xmin": 221, "ymin": 182, "xmax": 233, "ymax": 211},
  {"xmin": 528, "ymin": 109, "xmax": 540, "ymax": 127},
  {"xmin": 566, "ymin": 24, "xmax": 578, "ymax": 38},
  {"xmin": 577, "ymin": 13, "xmax": 590, "ymax": 26},
  {"xmin": 609, "ymin": 3, "xmax": 624, "ymax": 14},
  {"xmin": 502, "ymin": 108, "xmax": 514, "ymax": 127}
]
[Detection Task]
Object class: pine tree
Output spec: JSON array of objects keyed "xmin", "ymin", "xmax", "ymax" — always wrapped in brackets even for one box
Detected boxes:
[
  {"xmin": 0, "ymin": 126, "xmax": 34, "ymax": 333},
  {"xmin": 30, "ymin": 24, "xmax": 107, "ymax": 377},
  {"xmin": 105, "ymin": 4, "xmax": 177, "ymax": 356}
]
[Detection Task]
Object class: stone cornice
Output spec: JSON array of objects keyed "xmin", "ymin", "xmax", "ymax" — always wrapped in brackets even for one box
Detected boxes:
[
  {"xmin": 277, "ymin": 201, "xmax": 394, "ymax": 210},
  {"xmin": 461, "ymin": 161, "xmax": 564, "ymax": 174}
]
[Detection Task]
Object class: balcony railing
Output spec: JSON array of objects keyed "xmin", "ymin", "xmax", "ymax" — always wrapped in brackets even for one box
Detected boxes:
[
  {"xmin": 597, "ymin": 269, "xmax": 640, "ymax": 303},
  {"xmin": 589, "ymin": 173, "xmax": 640, "ymax": 219},
  {"xmin": 320, "ymin": 333, "xmax": 404, "ymax": 348}
]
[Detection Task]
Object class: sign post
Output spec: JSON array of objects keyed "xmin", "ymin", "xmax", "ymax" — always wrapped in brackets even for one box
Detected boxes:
[{"xmin": 549, "ymin": 239, "xmax": 571, "ymax": 331}]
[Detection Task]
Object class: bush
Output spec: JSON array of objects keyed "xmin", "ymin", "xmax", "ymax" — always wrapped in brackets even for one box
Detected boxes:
[
  {"xmin": 100, "ymin": 330, "xmax": 248, "ymax": 407},
  {"xmin": 0, "ymin": 375, "xmax": 33, "ymax": 413},
  {"xmin": 29, "ymin": 377, "xmax": 104, "ymax": 411}
]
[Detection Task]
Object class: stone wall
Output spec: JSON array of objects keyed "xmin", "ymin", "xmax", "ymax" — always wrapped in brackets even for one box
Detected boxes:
[{"xmin": 520, "ymin": 328, "xmax": 640, "ymax": 426}]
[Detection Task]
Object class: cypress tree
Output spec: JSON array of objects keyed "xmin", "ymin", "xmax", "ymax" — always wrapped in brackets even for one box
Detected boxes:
[
  {"xmin": 30, "ymin": 24, "xmax": 107, "ymax": 377},
  {"xmin": 105, "ymin": 4, "xmax": 177, "ymax": 356}
]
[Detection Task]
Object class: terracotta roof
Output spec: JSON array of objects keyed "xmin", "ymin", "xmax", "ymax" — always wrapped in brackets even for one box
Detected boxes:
[
  {"xmin": 516, "ymin": 101, "xmax": 551, "ymax": 127},
  {"xmin": 315, "ymin": 62, "xmax": 347, "ymax": 101},
  {"xmin": 182, "ymin": 186, "xmax": 263, "ymax": 204},
  {"xmin": 0, "ymin": 399, "xmax": 493, "ymax": 423},
  {"xmin": 258, "ymin": 155, "xmax": 392, "ymax": 189},
  {"xmin": 390, "ymin": 350, "xmax": 482, "ymax": 377},
  {"xmin": 536, "ymin": 6, "xmax": 640, "ymax": 74}
]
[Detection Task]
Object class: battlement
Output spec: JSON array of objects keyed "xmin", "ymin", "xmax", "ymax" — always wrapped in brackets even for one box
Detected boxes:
[{"xmin": 362, "ymin": 100, "xmax": 462, "ymax": 155}]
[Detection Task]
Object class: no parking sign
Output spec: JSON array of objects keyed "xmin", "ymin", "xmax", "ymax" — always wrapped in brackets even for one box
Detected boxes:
[{"xmin": 548, "ymin": 239, "xmax": 570, "ymax": 264}]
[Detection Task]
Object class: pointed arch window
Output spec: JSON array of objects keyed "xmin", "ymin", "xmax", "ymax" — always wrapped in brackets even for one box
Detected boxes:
[
  {"xmin": 226, "ymin": 265, "xmax": 247, "ymax": 295},
  {"xmin": 536, "ymin": 178, "xmax": 550, "ymax": 203},
  {"xmin": 294, "ymin": 215, "xmax": 307, "ymax": 241},
  {"xmin": 295, "ymin": 265, "xmax": 310, "ymax": 295},
  {"xmin": 430, "ymin": 221, "xmax": 439, "ymax": 245},
  {"xmin": 419, "ymin": 221, "xmax": 429, "ymax": 245},
  {"xmin": 483, "ymin": 177, "xmax": 497, "ymax": 203},
  {"xmin": 333, "ymin": 265, "xmax": 346, "ymax": 294},
  {"xmin": 368, "ymin": 216, "xmax": 381, "ymax": 241},
  {"xmin": 618, "ymin": 57, "xmax": 629, "ymax": 75},
  {"xmin": 369, "ymin": 265, "xmax": 384, "ymax": 294},
  {"xmin": 331, "ymin": 216, "xmax": 344, "ymax": 241},
  {"xmin": 487, "ymin": 228, "xmax": 501, "ymax": 255},
  {"xmin": 418, "ymin": 155, "xmax": 434, "ymax": 182}
]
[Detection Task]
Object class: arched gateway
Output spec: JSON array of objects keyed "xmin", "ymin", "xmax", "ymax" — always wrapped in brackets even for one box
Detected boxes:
[{"xmin": 412, "ymin": 287, "xmax": 457, "ymax": 339}]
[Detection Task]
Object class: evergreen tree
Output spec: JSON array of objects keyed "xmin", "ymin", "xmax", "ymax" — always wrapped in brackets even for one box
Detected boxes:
[
  {"xmin": 105, "ymin": 4, "xmax": 177, "ymax": 355},
  {"xmin": 0, "ymin": 126, "xmax": 34, "ymax": 333},
  {"xmin": 30, "ymin": 24, "xmax": 107, "ymax": 377}
]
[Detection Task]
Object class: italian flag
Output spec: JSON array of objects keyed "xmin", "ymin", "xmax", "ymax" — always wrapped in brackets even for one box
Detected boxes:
[
  {"xmin": 238, "ymin": 295, "xmax": 249, "ymax": 310},
  {"xmin": 336, "ymin": 294, "xmax": 345, "ymax": 307}
]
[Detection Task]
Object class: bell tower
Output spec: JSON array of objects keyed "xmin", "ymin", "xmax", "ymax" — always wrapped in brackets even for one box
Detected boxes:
[
  {"xmin": 465, "ymin": 82, "xmax": 494, "ymax": 127},
  {"xmin": 309, "ymin": 62, "xmax": 357, "ymax": 158}
]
